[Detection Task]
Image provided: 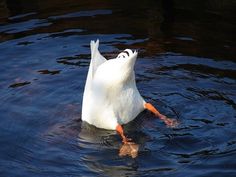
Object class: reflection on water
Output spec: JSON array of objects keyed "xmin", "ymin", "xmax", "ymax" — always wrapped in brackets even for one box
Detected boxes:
[{"xmin": 0, "ymin": 0, "xmax": 236, "ymax": 176}]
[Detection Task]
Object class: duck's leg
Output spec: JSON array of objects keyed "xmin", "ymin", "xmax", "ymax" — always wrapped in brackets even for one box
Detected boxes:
[
  {"xmin": 144, "ymin": 103, "xmax": 178, "ymax": 127},
  {"xmin": 116, "ymin": 124, "xmax": 139, "ymax": 158},
  {"xmin": 116, "ymin": 124, "xmax": 130, "ymax": 143}
]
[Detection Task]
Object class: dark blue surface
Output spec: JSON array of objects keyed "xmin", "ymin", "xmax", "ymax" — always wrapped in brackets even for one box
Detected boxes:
[{"xmin": 0, "ymin": 1, "xmax": 236, "ymax": 176}]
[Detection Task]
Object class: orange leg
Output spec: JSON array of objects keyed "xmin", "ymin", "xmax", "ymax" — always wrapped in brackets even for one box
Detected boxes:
[
  {"xmin": 144, "ymin": 103, "xmax": 163, "ymax": 118},
  {"xmin": 116, "ymin": 124, "xmax": 130, "ymax": 143},
  {"xmin": 116, "ymin": 124, "xmax": 139, "ymax": 158},
  {"xmin": 144, "ymin": 103, "xmax": 178, "ymax": 127}
]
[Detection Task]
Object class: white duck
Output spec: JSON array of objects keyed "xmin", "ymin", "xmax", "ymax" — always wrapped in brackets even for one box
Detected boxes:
[{"xmin": 82, "ymin": 40, "xmax": 177, "ymax": 147}]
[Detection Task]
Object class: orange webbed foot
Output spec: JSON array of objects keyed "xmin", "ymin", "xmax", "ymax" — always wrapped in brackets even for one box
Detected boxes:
[
  {"xmin": 119, "ymin": 141, "xmax": 139, "ymax": 158},
  {"xmin": 116, "ymin": 124, "xmax": 139, "ymax": 158},
  {"xmin": 159, "ymin": 114, "xmax": 179, "ymax": 128},
  {"xmin": 145, "ymin": 102, "xmax": 179, "ymax": 128}
]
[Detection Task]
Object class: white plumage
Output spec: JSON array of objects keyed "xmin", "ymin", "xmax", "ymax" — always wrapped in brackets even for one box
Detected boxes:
[{"xmin": 82, "ymin": 40, "xmax": 145, "ymax": 130}]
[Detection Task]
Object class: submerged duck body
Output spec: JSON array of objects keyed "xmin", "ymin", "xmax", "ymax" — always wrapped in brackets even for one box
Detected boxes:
[{"xmin": 82, "ymin": 40, "xmax": 145, "ymax": 130}]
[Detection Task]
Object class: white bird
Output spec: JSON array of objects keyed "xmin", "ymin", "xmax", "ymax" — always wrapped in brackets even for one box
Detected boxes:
[{"xmin": 82, "ymin": 40, "xmax": 177, "ymax": 147}]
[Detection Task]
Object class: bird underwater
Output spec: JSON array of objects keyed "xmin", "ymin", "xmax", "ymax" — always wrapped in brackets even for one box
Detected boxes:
[{"xmin": 82, "ymin": 40, "xmax": 178, "ymax": 158}]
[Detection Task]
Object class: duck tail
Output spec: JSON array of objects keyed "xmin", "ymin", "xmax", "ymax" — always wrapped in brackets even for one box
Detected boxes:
[{"xmin": 90, "ymin": 39, "xmax": 106, "ymax": 78}]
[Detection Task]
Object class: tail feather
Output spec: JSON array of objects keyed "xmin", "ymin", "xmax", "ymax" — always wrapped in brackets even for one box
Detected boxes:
[{"xmin": 90, "ymin": 39, "xmax": 106, "ymax": 78}]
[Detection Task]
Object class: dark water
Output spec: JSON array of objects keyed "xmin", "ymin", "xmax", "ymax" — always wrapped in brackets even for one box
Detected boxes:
[{"xmin": 0, "ymin": 0, "xmax": 236, "ymax": 176}]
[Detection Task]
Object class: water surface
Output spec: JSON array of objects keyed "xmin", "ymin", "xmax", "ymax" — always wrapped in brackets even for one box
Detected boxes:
[{"xmin": 0, "ymin": 1, "xmax": 236, "ymax": 176}]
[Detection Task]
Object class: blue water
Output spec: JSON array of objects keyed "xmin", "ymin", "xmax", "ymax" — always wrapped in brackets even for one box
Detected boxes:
[{"xmin": 0, "ymin": 1, "xmax": 236, "ymax": 176}]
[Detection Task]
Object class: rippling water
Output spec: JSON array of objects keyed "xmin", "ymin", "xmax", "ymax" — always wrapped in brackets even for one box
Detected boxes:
[{"xmin": 0, "ymin": 1, "xmax": 236, "ymax": 176}]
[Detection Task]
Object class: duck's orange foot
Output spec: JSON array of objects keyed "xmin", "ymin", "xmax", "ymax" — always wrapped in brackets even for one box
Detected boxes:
[
  {"xmin": 159, "ymin": 114, "xmax": 179, "ymax": 128},
  {"xmin": 119, "ymin": 142, "xmax": 139, "ymax": 158},
  {"xmin": 145, "ymin": 103, "xmax": 179, "ymax": 128}
]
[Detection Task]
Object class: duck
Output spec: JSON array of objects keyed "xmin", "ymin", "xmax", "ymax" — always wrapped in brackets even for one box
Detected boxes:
[{"xmin": 82, "ymin": 40, "xmax": 177, "ymax": 153}]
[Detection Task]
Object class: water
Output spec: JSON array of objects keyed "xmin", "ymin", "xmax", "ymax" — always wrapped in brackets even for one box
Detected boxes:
[{"xmin": 0, "ymin": 1, "xmax": 236, "ymax": 176}]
